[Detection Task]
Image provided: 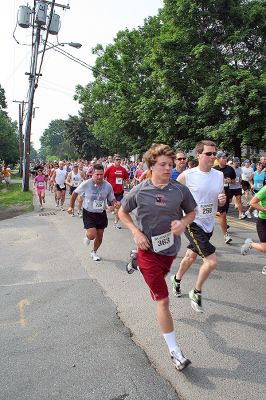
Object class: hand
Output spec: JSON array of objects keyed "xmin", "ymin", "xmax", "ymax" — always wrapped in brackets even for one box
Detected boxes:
[
  {"xmin": 133, "ymin": 230, "xmax": 150, "ymax": 250},
  {"xmin": 67, "ymin": 207, "xmax": 73, "ymax": 215},
  {"xmin": 218, "ymin": 193, "xmax": 226, "ymax": 206},
  {"xmin": 171, "ymin": 220, "xmax": 186, "ymax": 236}
]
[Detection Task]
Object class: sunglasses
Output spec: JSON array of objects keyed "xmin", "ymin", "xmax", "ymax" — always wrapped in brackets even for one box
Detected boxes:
[
  {"xmin": 115, "ymin": 158, "xmax": 121, "ymax": 161},
  {"xmin": 176, "ymin": 157, "xmax": 186, "ymax": 161},
  {"xmin": 203, "ymin": 152, "xmax": 217, "ymax": 156}
]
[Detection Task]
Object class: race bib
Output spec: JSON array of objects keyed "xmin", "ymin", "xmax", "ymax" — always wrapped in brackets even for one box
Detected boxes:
[
  {"xmin": 59, "ymin": 184, "xmax": 65, "ymax": 189},
  {"xmin": 256, "ymin": 182, "xmax": 263, "ymax": 189},
  {"xmin": 37, "ymin": 182, "xmax": 44, "ymax": 187},
  {"xmin": 116, "ymin": 177, "xmax": 123, "ymax": 185},
  {"xmin": 93, "ymin": 200, "xmax": 104, "ymax": 210},
  {"xmin": 198, "ymin": 203, "xmax": 214, "ymax": 218},
  {"xmin": 151, "ymin": 231, "xmax": 174, "ymax": 253},
  {"xmin": 235, "ymin": 177, "xmax": 239, "ymax": 183},
  {"xmin": 72, "ymin": 181, "xmax": 79, "ymax": 187}
]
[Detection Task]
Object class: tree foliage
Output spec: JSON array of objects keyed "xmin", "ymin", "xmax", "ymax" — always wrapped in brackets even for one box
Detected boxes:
[
  {"xmin": 74, "ymin": 0, "xmax": 265, "ymax": 156},
  {"xmin": 0, "ymin": 85, "xmax": 19, "ymax": 164}
]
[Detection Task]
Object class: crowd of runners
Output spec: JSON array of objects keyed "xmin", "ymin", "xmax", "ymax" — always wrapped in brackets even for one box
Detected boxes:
[{"xmin": 30, "ymin": 143, "xmax": 266, "ymax": 372}]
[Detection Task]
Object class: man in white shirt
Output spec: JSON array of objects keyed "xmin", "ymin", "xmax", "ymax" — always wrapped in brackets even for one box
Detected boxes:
[{"xmin": 172, "ymin": 140, "xmax": 226, "ymax": 313}]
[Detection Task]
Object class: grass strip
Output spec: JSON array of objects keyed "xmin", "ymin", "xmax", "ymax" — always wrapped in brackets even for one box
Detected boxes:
[{"xmin": 0, "ymin": 183, "xmax": 33, "ymax": 211}]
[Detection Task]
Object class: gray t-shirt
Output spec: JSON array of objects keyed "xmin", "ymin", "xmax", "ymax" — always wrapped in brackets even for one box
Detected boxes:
[
  {"xmin": 229, "ymin": 167, "xmax": 241, "ymax": 189},
  {"xmin": 121, "ymin": 179, "xmax": 197, "ymax": 256},
  {"xmin": 74, "ymin": 179, "xmax": 115, "ymax": 213}
]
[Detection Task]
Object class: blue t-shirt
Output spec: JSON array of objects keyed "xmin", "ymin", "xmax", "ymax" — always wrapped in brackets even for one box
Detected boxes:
[{"xmin": 171, "ymin": 169, "xmax": 180, "ymax": 180}]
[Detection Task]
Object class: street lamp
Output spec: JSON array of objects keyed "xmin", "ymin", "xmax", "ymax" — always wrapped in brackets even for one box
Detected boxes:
[{"xmin": 38, "ymin": 41, "xmax": 82, "ymax": 53}]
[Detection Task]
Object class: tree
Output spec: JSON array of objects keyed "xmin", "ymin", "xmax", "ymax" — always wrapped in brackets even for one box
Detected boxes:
[{"xmin": 0, "ymin": 85, "xmax": 19, "ymax": 164}]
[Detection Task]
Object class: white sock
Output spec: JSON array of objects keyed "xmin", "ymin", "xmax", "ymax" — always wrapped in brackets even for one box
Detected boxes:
[{"xmin": 163, "ymin": 331, "xmax": 177, "ymax": 353}]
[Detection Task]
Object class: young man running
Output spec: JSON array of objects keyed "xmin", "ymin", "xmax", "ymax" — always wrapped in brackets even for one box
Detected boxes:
[
  {"xmin": 119, "ymin": 144, "xmax": 196, "ymax": 371},
  {"xmin": 172, "ymin": 140, "xmax": 226, "ymax": 312},
  {"xmin": 67, "ymin": 164, "xmax": 116, "ymax": 261}
]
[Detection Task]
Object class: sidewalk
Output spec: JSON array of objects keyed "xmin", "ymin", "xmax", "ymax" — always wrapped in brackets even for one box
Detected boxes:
[{"xmin": 1, "ymin": 186, "xmax": 265, "ymax": 400}]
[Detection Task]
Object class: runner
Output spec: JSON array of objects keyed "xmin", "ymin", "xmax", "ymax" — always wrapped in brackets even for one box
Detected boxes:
[
  {"xmin": 241, "ymin": 159, "xmax": 254, "ymax": 203},
  {"xmin": 67, "ymin": 164, "xmax": 116, "ymax": 261},
  {"xmin": 51, "ymin": 161, "xmax": 68, "ymax": 210},
  {"xmin": 172, "ymin": 140, "xmax": 226, "ymax": 312},
  {"xmin": 2, "ymin": 166, "xmax": 11, "ymax": 185},
  {"xmin": 229, "ymin": 157, "xmax": 246, "ymax": 219},
  {"xmin": 104, "ymin": 154, "xmax": 129, "ymax": 229},
  {"xmin": 171, "ymin": 151, "xmax": 187, "ymax": 180},
  {"xmin": 245, "ymin": 162, "xmax": 265, "ymax": 218},
  {"xmin": 34, "ymin": 169, "xmax": 46, "ymax": 210},
  {"xmin": 119, "ymin": 144, "xmax": 196, "ymax": 371},
  {"xmin": 214, "ymin": 151, "xmax": 236, "ymax": 243},
  {"xmin": 66, "ymin": 164, "xmax": 85, "ymax": 216},
  {"xmin": 241, "ymin": 185, "xmax": 266, "ymax": 275}
]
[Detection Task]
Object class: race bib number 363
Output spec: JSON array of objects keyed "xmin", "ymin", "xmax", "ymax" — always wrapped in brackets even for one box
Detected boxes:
[{"xmin": 151, "ymin": 231, "xmax": 174, "ymax": 253}]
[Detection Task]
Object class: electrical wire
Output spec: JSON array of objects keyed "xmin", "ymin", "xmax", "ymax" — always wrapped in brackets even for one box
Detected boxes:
[{"xmin": 51, "ymin": 46, "xmax": 95, "ymax": 71}]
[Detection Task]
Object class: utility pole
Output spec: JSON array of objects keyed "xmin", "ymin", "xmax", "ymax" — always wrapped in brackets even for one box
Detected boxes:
[
  {"xmin": 17, "ymin": 0, "xmax": 71, "ymax": 192},
  {"xmin": 13, "ymin": 100, "xmax": 28, "ymax": 177}
]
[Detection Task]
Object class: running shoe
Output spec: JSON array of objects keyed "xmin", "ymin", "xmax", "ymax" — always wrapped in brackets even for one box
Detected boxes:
[
  {"xmin": 170, "ymin": 348, "xmax": 191, "ymax": 371},
  {"xmin": 126, "ymin": 250, "xmax": 138, "ymax": 274},
  {"xmin": 60, "ymin": 206, "xmax": 64, "ymax": 211},
  {"xmin": 90, "ymin": 251, "xmax": 101, "ymax": 261},
  {"xmin": 189, "ymin": 289, "xmax": 203, "ymax": 313},
  {"xmin": 245, "ymin": 211, "xmax": 252, "ymax": 219},
  {"xmin": 253, "ymin": 210, "xmax": 258, "ymax": 218},
  {"xmin": 83, "ymin": 236, "xmax": 90, "ymax": 246},
  {"xmin": 40, "ymin": 206, "xmax": 43, "ymax": 211},
  {"xmin": 71, "ymin": 212, "xmax": 75, "ymax": 217},
  {"xmin": 239, "ymin": 213, "xmax": 247, "ymax": 220},
  {"xmin": 55, "ymin": 203, "xmax": 59, "ymax": 207},
  {"xmin": 224, "ymin": 233, "xmax": 232, "ymax": 244},
  {"xmin": 241, "ymin": 238, "xmax": 253, "ymax": 255},
  {"xmin": 114, "ymin": 222, "xmax": 121, "ymax": 229},
  {"xmin": 262, "ymin": 266, "xmax": 266, "ymax": 275},
  {"xmin": 171, "ymin": 275, "xmax": 181, "ymax": 297}
]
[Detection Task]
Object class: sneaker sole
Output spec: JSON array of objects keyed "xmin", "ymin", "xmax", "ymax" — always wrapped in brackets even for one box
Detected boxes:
[
  {"xmin": 190, "ymin": 300, "xmax": 204, "ymax": 313},
  {"xmin": 225, "ymin": 238, "xmax": 232, "ymax": 244},
  {"xmin": 175, "ymin": 358, "xmax": 191, "ymax": 371}
]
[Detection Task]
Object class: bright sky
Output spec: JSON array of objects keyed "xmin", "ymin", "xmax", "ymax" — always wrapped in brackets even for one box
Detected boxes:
[{"xmin": 2, "ymin": 0, "xmax": 163, "ymax": 150}]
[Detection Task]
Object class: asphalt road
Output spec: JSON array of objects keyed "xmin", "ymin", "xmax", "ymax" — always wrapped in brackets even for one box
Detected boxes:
[{"xmin": 0, "ymin": 184, "xmax": 265, "ymax": 400}]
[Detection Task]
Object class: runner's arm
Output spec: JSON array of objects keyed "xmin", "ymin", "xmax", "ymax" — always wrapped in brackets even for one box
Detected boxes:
[
  {"xmin": 118, "ymin": 206, "xmax": 150, "ymax": 250},
  {"xmin": 177, "ymin": 172, "xmax": 186, "ymax": 185},
  {"xmin": 67, "ymin": 192, "xmax": 78, "ymax": 214},
  {"xmin": 171, "ymin": 210, "xmax": 196, "ymax": 236}
]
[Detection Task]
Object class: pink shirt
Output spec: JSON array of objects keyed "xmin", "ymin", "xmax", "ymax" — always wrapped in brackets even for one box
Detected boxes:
[{"xmin": 35, "ymin": 175, "xmax": 46, "ymax": 189}]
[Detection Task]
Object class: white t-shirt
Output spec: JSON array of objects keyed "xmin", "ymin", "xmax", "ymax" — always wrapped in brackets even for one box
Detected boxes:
[
  {"xmin": 183, "ymin": 167, "xmax": 224, "ymax": 233},
  {"xmin": 241, "ymin": 166, "xmax": 253, "ymax": 181},
  {"xmin": 55, "ymin": 168, "xmax": 67, "ymax": 185}
]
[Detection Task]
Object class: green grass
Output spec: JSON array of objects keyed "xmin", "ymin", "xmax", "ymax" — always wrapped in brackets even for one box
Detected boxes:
[{"xmin": 0, "ymin": 183, "xmax": 33, "ymax": 211}]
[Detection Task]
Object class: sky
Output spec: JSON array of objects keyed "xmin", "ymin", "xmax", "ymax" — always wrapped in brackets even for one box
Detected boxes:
[{"xmin": 2, "ymin": 0, "xmax": 164, "ymax": 150}]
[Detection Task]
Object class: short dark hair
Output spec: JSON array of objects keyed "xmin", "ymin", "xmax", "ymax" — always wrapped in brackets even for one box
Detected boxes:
[
  {"xmin": 93, "ymin": 164, "xmax": 104, "ymax": 171},
  {"xmin": 195, "ymin": 140, "xmax": 217, "ymax": 154}
]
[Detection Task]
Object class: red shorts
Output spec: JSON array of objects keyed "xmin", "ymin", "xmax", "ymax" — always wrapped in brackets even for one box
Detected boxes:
[{"xmin": 137, "ymin": 249, "xmax": 176, "ymax": 301}]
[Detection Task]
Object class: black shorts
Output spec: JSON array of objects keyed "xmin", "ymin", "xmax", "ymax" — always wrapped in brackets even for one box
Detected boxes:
[
  {"xmin": 185, "ymin": 222, "xmax": 215, "ymax": 258},
  {"xmin": 242, "ymin": 180, "xmax": 250, "ymax": 192},
  {"xmin": 114, "ymin": 192, "xmax": 124, "ymax": 202},
  {"xmin": 56, "ymin": 184, "xmax": 66, "ymax": 192},
  {"xmin": 256, "ymin": 218, "xmax": 266, "ymax": 242},
  {"xmin": 83, "ymin": 208, "xmax": 108, "ymax": 230},
  {"xmin": 69, "ymin": 186, "xmax": 77, "ymax": 195},
  {"xmin": 229, "ymin": 188, "xmax": 242, "ymax": 198}
]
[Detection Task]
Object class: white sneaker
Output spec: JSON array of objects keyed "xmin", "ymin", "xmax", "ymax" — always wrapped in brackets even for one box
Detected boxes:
[
  {"xmin": 224, "ymin": 233, "xmax": 232, "ymax": 244},
  {"xmin": 245, "ymin": 211, "xmax": 252, "ymax": 219},
  {"xmin": 71, "ymin": 212, "xmax": 75, "ymax": 217},
  {"xmin": 170, "ymin": 347, "xmax": 191, "ymax": 371},
  {"xmin": 253, "ymin": 210, "xmax": 258, "ymax": 218},
  {"xmin": 90, "ymin": 251, "xmax": 101, "ymax": 261},
  {"xmin": 60, "ymin": 206, "xmax": 64, "ymax": 211},
  {"xmin": 241, "ymin": 238, "xmax": 253, "ymax": 255},
  {"xmin": 83, "ymin": 236, "xmax": 90, "ymax": 246},
  {"xmin": 114, "ymin": 222, "xmax": 121, "ymax": 229},
  {"xmin": 239, "ymin": 213, "xmax": 246, "ymax": 220},
  {"xmin": 55, "ymin": 203, "xmax": 59, "ymax": 207}
]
